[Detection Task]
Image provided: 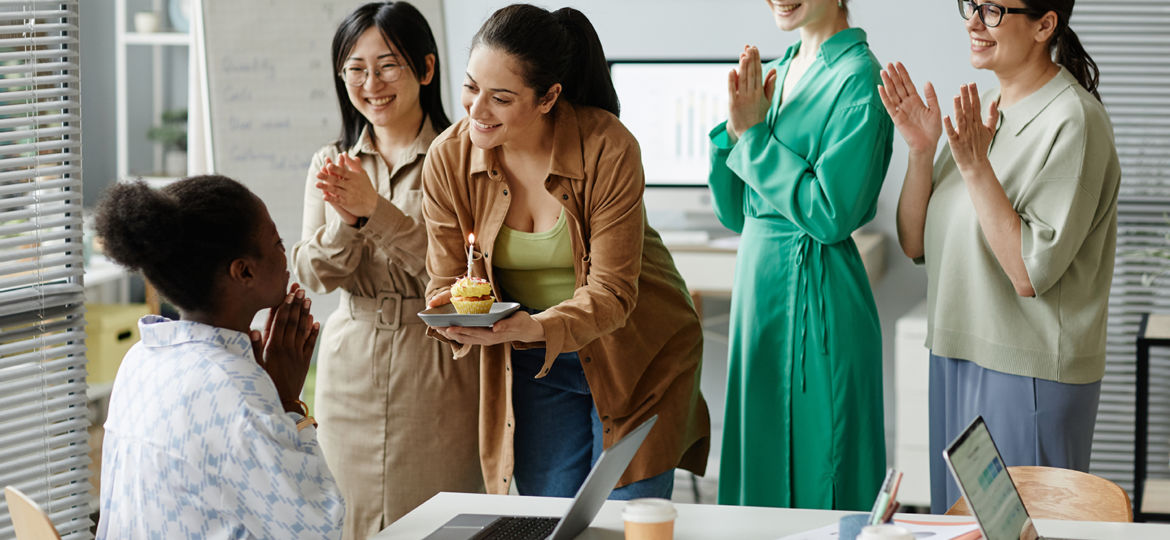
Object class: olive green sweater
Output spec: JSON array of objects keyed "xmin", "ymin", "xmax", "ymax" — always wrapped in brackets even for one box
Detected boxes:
[{"xmin": 922, "ymin": 67, "xmax": 1121, "ymax": 384}]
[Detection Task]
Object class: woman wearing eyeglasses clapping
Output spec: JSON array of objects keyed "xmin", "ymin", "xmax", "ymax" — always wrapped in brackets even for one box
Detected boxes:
[
  {"xmin": 709, "ymin": 0, "xmax": 893, "ymax": 511},
  {"xmin": 878, "ymin": 0, "xmax": 1119, "ymax": 514},
  {"xmin": 290, "ymin": 2, "xmax": 482, "ymax": 536}
]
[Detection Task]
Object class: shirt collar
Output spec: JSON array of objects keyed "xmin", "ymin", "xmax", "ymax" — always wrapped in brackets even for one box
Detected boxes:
[
  {"xmin": 350, "ymin": 116, "xmax": 438, "ymax": 161},
  {"xmin": 783, "ymin": 27, "xmax": 867, "ymax": 66},
  {"xmin": 468, "ymin": 101, "xmax": 586, "ymax": 182},
  {"xmin": 994, "ymin": 66, "xmax": 1077, "ymax": 136},
  {"xmin": 137, "ymin": 315, "xmax": 253, "ymax": 359}
]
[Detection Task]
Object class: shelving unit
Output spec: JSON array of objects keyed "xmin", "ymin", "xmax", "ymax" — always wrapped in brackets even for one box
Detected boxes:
[{"xmin": 114, "ymin": 0, "xmax": 193, "ymax": 181}]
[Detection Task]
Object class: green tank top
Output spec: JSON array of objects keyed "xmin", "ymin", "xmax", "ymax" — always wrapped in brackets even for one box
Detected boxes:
[{"xmin": 492, "ymin": 208, "xmax": 576, "ymax": 310}]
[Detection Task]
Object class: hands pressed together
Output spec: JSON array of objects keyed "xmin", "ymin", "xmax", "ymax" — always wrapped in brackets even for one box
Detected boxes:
[
  {"xmin": 315, "ymin": 153, "xmax": 379, "ymax": 226},
  {"xmin": 726, "ymin": 45, "xmax": 777, "ymax": 143},
  {"xmin": 251, "ymin": 283, "xmax": 320, "ymax": 414}
]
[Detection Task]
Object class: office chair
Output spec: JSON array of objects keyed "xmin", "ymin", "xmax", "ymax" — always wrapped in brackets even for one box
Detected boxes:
[
  {"xmin": 946, "ymin": 465, "xmax": 1133, "ymax": 522},
  {"xmin": 4, "ymin": 486, "xmax": 62, "ymax": 540}
]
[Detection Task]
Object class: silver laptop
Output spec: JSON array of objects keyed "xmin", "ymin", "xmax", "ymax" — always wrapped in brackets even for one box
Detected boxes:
[
  {"xmin": 424, "ymin": 415, "xmax": 658, "ymax": 540},
  {"xmin": 943, "ymin": 416, "xmax": 1079, "ymax": 540}
]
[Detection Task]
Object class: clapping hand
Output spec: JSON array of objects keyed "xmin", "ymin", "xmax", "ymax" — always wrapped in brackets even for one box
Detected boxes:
[
  {"xmin": 878, "ymin": 62, "xmax": 942, "ymax": 154},
  {"xmin": 251, "ymin": 283, "xmax": 320, "ymax": 414},
  {"xmin": 943, "ymin": 82, "xmax": 999, "ymax": 175},
  {"xmin": 315, "ymin": 153, "xmax": 379, "ymax": 226},
  {"xmin": 727, "ymin": 45, "xmax": 777, "ymax": 143}
]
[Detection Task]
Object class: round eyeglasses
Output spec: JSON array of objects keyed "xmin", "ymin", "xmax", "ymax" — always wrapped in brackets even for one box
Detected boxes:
[
  {"xmin": 338, "ymin": 62, "xmax": 407, "ymax": 87},
  {"xmin": 958, "ymin": 0, "xmax": 1035, "ymax": 28}
]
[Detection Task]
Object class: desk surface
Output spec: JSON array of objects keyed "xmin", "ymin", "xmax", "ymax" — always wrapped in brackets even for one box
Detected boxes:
[{"xmin": 374, "ymin": 492, "xmax": 1170, "ymax": 540}]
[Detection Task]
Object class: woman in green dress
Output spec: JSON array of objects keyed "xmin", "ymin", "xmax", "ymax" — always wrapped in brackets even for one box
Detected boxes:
[{"xmin": 708, "ymin": 0, "xmax": 893, "ymax": 510}]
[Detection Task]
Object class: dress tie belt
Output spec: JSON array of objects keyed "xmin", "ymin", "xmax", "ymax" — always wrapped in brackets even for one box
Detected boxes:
[{"xmin": 792, "ymin": 234, "xmax": 828, "ymax": 392}]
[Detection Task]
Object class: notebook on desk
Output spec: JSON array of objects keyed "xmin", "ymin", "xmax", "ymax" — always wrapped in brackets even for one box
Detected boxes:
[
  {"xmin": 943, "ymin": 416, "xmax": 1081, "ymax": 540},
  {"xmin": 423, "ymin": 415, "xmax": 658, "ymax": 540}
]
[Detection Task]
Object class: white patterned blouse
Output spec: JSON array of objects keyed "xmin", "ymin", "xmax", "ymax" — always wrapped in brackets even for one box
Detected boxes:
[{"xmin": 96, "ymin": 316, "xmax": 344, "ymax": 539}]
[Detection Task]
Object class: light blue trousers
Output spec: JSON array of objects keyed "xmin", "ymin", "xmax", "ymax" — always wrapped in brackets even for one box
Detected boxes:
[{"xmin": 927, "ymin": 353, "xmax": 1101, "ymax": 514}]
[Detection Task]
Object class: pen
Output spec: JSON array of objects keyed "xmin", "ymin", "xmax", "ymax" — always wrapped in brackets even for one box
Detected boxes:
[
  {"xmin": 867, "ymin": 468, "xmax": 895, "ymax": 525},
  {"xmin": 887, "ymin": 472, "xmax": 903, "ymax": 507},
  {"xmin": 881, "ymin": 501, "xmax": 901, "ymax": 524},
  {"xmin": 869, "ymin": 493, "xmax": 890, "ymax": 526}
]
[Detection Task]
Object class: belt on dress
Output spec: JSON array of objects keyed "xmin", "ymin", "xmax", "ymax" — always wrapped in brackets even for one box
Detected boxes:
[
  {"xmin": 792, "ymin": 234, "xmax": 828, "ymax": 392},
  {"xmin": 346, "ymin": 291, "xmax": 426, "ymax": 331}
]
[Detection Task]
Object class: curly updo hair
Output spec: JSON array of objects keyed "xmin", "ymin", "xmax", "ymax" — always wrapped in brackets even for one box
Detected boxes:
[{"xmin": 94, "ymin": 175, "xmax": 264, "ymax": 313}]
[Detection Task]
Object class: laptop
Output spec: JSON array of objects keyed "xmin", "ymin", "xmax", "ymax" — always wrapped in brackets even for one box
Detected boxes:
[
  {"xmin": 423, "ymin": 415, "xmax": 658, "ymax": 540},
  {"xmin": 943, "ymin": 416, "xmax": 1079, "ymax": 540}
]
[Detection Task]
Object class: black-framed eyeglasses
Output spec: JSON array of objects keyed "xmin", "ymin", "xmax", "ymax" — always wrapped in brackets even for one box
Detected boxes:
[
  {"xmin": 338, "ymin": 62, "xmax": 407, "ymax": 87},
  {"xmin": 958, "ymin": 0, "xmax": 1034, "ymax": 27}
]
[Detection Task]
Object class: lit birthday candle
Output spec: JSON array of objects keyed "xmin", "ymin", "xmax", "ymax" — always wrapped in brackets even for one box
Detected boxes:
[{"xmin": 466, "ymin": 232, "xmax": 475, "ymax": 278}]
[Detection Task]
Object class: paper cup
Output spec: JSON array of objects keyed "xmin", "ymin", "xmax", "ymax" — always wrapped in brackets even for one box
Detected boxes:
[
  {"xmin": 857, "ymin": 524, "xmax": 914, "ymax": 540},
  {"xmin": 622, "ymin": 498, "xmax": 676, "ymax": 540}
]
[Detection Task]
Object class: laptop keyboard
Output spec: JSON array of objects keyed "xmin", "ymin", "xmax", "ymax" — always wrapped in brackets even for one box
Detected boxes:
[{"xmin": 471, "ymin": 516, "xmax": 560, "ymax": 540}]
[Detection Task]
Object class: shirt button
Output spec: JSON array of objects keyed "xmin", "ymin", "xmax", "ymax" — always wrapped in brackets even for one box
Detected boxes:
[
  {"xmin": 602, "ymin": 415, "xmax": 610, "ymax": 421},
  {"xmin": 491, "ymin": 170, "xmax": 498, "ymax": 176},
  {"xmin": 503, "ymin": 189, "xmax": 508, "ymax": 195},
  {"xmin": 562, "ymin": 194, "xmax": 569, "ymax": 200},
  {"xmin": 584, "ymin": 357, "xmax": 592, "ymax": 363},
  {"xmin": 604, "ymin": 427, "xmax": 611, "ymax": 434}
]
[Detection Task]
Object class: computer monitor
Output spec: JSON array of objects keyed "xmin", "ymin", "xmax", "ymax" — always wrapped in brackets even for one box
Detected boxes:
[
  {"xmin": 609, "ymin": 59, "xmax": 737, "ymax": 187},
  {"xmin": 609, "ymin": 60, "xmax": 737, "ymax": 234}
]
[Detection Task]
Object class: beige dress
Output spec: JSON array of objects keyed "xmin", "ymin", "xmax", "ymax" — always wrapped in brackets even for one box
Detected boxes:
[{"xmin": 291, "ymin": 120, "xmax": 482, "ymax": 539}]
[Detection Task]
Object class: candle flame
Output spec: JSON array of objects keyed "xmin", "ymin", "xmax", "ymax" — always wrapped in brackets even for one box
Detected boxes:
[{"xmin": 468, "ymin": 232, "xmax": 475, "ymax": 244}]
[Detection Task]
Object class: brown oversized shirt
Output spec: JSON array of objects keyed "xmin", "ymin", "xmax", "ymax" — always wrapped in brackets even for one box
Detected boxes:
[{"xmin": 422, "ymin": 102, "xmax": 710, "ymax": 493}]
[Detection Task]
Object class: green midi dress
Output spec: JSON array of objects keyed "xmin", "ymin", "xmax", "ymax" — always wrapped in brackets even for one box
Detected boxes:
[{"xmin": 707, "ymin": 28, "xmax": 893, "ymax": 510}]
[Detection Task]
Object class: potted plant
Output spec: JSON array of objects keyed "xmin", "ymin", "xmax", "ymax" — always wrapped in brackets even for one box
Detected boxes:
[{"xmin": 147, "ymin": 108, "xmax": 187, "ymax": 176}]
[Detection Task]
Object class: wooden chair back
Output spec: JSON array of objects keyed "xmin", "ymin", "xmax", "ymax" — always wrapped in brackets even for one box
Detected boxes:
[
  {"xmin": 946, "ymin": 465, "xmax": 1133, "ymax": 522},
  {"xmin": 4, "ymin": 486, "xmax": 62, "ymax": 540}
]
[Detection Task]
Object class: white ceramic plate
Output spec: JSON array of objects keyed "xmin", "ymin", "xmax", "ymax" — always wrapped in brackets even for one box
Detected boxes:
[{"xmin": 417, "ymin": 302, "xmax": 521, "ymax": 327}]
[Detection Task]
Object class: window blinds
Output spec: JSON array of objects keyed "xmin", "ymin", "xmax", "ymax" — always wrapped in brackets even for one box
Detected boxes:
[
  {"xmin": 0, "ymin": 0, "xmax": 90, "ymax": 538},
  {"xmin": 1074, "ymin": 0, "xmax": 1170, "ymax": 500}
]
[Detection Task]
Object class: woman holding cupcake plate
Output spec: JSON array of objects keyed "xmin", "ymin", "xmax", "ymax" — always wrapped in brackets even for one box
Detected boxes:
[{"xmin": 422, "ymin": 4, "xmax": 710, "ymax": 500}]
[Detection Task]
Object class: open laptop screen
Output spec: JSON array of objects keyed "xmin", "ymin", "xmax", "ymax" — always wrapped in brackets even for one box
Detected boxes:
[{"xmin": 944, "ymin": 416, "xmax": 1034, "ymax": 540}]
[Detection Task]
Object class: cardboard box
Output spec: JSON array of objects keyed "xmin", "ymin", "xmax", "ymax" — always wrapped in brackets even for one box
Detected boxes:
[{"xmin": 85, "ymin": 303, "xmax": 149, "ymax": 383}]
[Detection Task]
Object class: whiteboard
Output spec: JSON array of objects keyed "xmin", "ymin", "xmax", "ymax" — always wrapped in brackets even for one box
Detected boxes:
[{"xmin": 199, "ymin": 0, "xmax": 448, "ymax": 247}]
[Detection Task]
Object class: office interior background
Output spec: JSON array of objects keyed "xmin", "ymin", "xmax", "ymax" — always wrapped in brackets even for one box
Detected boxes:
[{"xmin": 5, "ymin": 0, "xmax": 1163, "ymax": 533}]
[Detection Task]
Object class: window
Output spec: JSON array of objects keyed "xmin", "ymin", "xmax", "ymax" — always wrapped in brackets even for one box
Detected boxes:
[
  {"xmin": 1076, "ymin": 1, "xmax": 1170, "ymax": 498},
  {"xmin": 0, "ymin": 0, "xmax": 90, "ymax": 537}
]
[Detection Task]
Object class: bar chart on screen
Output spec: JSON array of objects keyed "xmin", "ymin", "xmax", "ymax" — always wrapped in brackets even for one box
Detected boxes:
[{"xmin": 610, "ymin": 61, "xmax": 737, "ymax": 186}]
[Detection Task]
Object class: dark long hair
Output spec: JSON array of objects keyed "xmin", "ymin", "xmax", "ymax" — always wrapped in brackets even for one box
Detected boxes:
[
  {"xmin": 471, "ymin": 4, "xmax": 620, "ymax": 117},
  {"xmin": 1023, "ymin": 0, "xmax": 1100, "ymax": 101},
  {"xmin": 94, "ymin": 176, "xmax": 263, "ymax": 313},
  {"xmin": 330, "ymin": 1, "xmax": 450, "ymax": 151}
]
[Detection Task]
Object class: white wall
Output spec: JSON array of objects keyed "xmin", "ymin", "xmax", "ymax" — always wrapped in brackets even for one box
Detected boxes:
[{"xmin": 439, "ymin": 0, "xmax": 997, "ymax": 456}]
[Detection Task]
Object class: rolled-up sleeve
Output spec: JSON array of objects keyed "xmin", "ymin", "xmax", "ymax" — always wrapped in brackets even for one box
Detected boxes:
[{"xmin": 1018, "ymin": 121, "xmax": 1111, "ymax": 296}]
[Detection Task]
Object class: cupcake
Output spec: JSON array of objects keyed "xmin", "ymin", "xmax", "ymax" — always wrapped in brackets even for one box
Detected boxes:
[{"xmin": 450, "ymin": 276, "xmax": 494, "ymax": 314}]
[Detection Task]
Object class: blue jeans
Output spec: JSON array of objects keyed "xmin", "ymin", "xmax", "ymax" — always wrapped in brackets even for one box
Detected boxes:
[{"xmin": 511, "ymin": 345, "xmax": 674, "ymax": 499}]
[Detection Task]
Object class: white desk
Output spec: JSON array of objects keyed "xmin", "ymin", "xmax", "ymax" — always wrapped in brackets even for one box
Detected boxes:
[{"xmin": 373, "ymin": 492, "xmax": 1170, "ymax": 540}]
